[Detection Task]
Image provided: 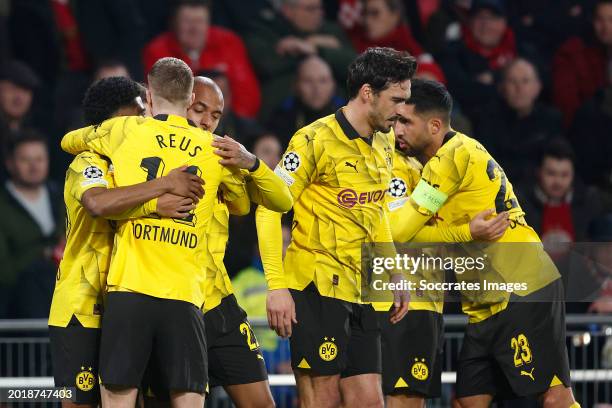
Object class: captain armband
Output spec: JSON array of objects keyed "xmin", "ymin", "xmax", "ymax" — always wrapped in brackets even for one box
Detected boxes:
[{"xmin": 411, "ymin": 179, "xmax": 448, "ymax": 215}]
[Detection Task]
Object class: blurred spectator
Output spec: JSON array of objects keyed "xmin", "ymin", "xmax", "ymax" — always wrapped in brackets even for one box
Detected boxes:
[
  {"xmin": 569, "ymin": 78, "xmax": 612, "ymax": 207},
  {"xmin": 345, "ymin": 0, "xmax": 446, "ymax": 84},
  {"xmin": 72, "ymin": 0, "xmax": 146, "ymax": 79},
  {"xmin": 584, "ymin": 216, "xmax": 612, "ymax": 314},
  {"xmin": 267, "ymin": 55, "xmax": 345, "ymax": 146},
  {"xmin": 0, "ymin": 132, "xmax": 64, "ymax": 318},
  {"xmin": 211, "ymin": 0, "xmax": 278, "ymax": 35},
  {"xmin": 553, "ymin": 0, "xmax": 612, "ymax": 127},
  {"xmin": 143, "ymin": 0, "xmax": 261, "ymax": 118},
  {"xmin": 507, "ymin": 0, "xmax": 594, "ymax": 63},
  {"xmin": 475, "ymin": 58, "xmax": 562, "ymax": 182},
  {"xmin": 252, "ymin": 133, "xmax": 283, "ymax": 170},
  {"xmin": 93, "ymin": 60, "xmax": 131, "ymax": 81},
  {"xmin": 439, "ymin": 0, "xmax": 517, "ymax": 118},
  {"xmin": 0, "ymin": 60, "xmax": 39, "ymax": 139},
  {"xmin": 520, "ymin": 140, "xmax": 602, "ymax": 255},
  {"xmin": 199, "ymin": 69, "xmax": 263, "ymax": 145},
  {"xmin": 245, "ymin": 0, "xmax": 356, "ymax": 121}
]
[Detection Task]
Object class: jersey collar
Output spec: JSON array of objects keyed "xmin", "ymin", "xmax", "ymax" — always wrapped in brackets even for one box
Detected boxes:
[
  {"xmin": 154, "ymin": 114, "xmax": 197, "ymax": 128},
  {"xmin": 335, "ymin": 108, "xmax": 373, "ymax": 146},
  {"xmin": 442, "ymin": 130, "xmax": 457, "ymax": 146}
]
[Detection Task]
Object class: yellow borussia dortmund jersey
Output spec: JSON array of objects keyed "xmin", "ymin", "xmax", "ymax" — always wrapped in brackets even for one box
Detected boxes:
[
  {"xmin": 384, "ymin": 152, "xmax": 443, "ymax": 313},
  {"xmin": 49, "ymin": 153, "xmax": 114, "ymax": 328},
  {"xmin": 274, "ymin": 109, "xmax": 396, "ymax": 303},
  {"xmin": 203, "ymin": 163, "xmax": 293, "ymax": 312},
  {"xmin": 419, "ymin": 131, "xmax": 560, "ymax": 322},
  {"xmin": 61, "ymin": 114, "xmax": 248, "ymax": 307},
  {"xmin": 202, "ymin": 197, "xmax": 232, "ymax": 312}
]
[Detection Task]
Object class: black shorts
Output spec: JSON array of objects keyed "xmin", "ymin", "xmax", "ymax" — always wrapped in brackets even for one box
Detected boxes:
[
  {"xmin": 456, "ymin": 279, "xmax": 571, "ymax": 400},
  {"xmin": 99, "ymin": 292, "xmax": 207, "ymax": 393},
  {"xmin": 377, "ymin": 309, "xmax": 443, "ymax": 397},
  {"xmin": 289, "ymin": 283, "xmax": 381, "ymax": 377},
  {"xmin": 205, "ymin": 295, "xmax": 268, "ymax": 387},
  {"xmin": 49, "ymin": 316, "xmax": 100, "ymax": 405}
]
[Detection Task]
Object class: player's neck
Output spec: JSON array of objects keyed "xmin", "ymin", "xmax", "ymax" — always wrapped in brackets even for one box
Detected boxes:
[
  {"xmin": 420, "ymin": 127, "xmax": 452, "ymax": 164},
  {"xmin": 343, "ymin": 101, "xmax": 375, "ymax": 139},
  {"xmin": 151, "ymin": 100, "xmax": 188, "ymax": 119}
]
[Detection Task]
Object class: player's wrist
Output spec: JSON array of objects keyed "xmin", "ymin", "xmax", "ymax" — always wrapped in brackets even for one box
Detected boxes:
[{"xmin": 248, "ymin": 156, "xmax": 260, "ymax": 172}]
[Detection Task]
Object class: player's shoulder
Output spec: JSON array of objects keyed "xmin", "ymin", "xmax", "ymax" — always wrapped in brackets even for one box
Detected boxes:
[{"xmin": 68, "ymin": 151, "xmax": 109, "ymax": 173}]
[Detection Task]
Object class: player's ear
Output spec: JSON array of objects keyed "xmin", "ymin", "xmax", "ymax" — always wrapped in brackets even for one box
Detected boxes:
[
  {"xmin": 361, "ymin": 84, "xmax": 372, "ymax": 102},
  {"xmin": 429, "ymin": 117, "xmax": 443, "ymax": 136},
  {"xmin": 190, "ymin": 92, "xmax": 195, "ymax": 106},
  {"xmin": 146, "ymin": 89, "xmax": 153, "ymax": 113}
]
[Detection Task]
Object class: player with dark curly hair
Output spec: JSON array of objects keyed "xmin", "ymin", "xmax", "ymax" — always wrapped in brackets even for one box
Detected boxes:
[
  {"xmin": 49, "ymin": 76, "xmax": 203, "ymax": 407},
  {"xmin": 82, "ymin": 76, "xmax": 147, "ymax": 126}
]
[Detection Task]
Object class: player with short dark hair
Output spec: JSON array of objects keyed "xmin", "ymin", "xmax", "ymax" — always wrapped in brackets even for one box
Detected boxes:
[
  {"xmin": 49, "ymin": 76, "xmax": 204, "ymax": 407},
  {"xmin": 60, "ymin": 57, "xmax": 250, "ymax": 408},
  {"xmin": 390, "ymin": 79, "xmax": 578, "ymax": 408},
  {"xmin": 257, "ymin": 47, "xmax": 416, "ymax": 408},
  {"xmin": 380, "ymin": 80, "xmax": 510, "ymax": 407}
]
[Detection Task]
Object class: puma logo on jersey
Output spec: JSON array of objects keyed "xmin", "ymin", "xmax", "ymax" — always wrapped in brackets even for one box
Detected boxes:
[
  {"xmin": 345, "ymin": 161, "xmax": 358, "ymax": 172},
  {"xmin": 520, "ymin": 368, "xmax": 535, "ymax": 381}
]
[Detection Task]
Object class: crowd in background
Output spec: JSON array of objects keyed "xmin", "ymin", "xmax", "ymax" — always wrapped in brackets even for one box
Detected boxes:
[{"xmin": 1, "ymin": 0, "xmax": 612, "ymax": 325}]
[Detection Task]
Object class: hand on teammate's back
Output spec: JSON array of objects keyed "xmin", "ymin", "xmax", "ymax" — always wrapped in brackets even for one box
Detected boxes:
[
  {"xmin": 267, "ymin": 289, "xmax": 297, "ymax": 338},
  {"xmin": 163, "ymin": 166, "xmax": 205, "ymax": 202},
  {"xmin": 212, "ymin": 135, "xmax": 258, "ymax": 170},
  {"xmin": 469, "ymin": 209, "xmax": 510, "ymax": 241},
  {"xmin": 156, "ymin": 194, "xmax": 196, "ymax": 218}
]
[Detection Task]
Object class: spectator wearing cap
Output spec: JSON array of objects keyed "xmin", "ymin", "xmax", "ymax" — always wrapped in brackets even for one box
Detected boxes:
[
  {"xmin": 0, "ymin": 132, "xmax": 64, "ymax": 318},
  {"xmin": 267, "ymin": 56, "xmax": 345, "ymax": 147},
  {"xmin": 245, "ymin": 0, "xmax": 356, "ymax": 122},
  {"xmin": 143, "ymin": 0, "xmax": 261, "ymax": 118},
  {"xmin": 0, "ymin": 60, "xmax": 40, "ymax": 138},
  {"xmin": 344, "ymin": 0, "xmax": 446, "ymax": 84},
  {"xmin": 553, "ymin": 0, "xmax": 612, "ymax": 128},
  {"xmin": 475, "ymin": 58, "xmax": 562, "ymax": 183},
  {"xmin": 519, "ymin": 140, "xmax": 602, "ymax": 258},
  {"xmin": 439, "ymin": 0, "xmax": 518, "ymax": 119}
]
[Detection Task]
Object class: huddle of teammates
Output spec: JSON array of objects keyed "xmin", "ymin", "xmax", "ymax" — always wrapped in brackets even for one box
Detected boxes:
[{"xmin": 48, "ymin": 47, "xmax": 580, "ymax": 408}]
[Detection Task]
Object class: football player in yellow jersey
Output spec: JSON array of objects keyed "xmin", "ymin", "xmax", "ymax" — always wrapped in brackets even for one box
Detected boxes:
[
  {"xmin": 391, "ymin": 79, "xmax": 578, "ymax": 408},
  {"xmin": 255, "ymin": 48, "xmax": 415, "ymax": 408},
  {"xmin": 60, "ymin": 58, "xmax": 250, "ymax": 408},
  {"xmin": 49, "ymin": 76, "xmax": 205, "ymax": 408},
  {"xmin": 184, "ymin": 76, "xmax": 286, "ymax": 407},
  {"xmin": 379, "ymin": 137, "xmax": 509, "ymax": 408}
]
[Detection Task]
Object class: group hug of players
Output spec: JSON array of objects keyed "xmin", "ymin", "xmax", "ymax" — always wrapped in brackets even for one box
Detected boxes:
[{"xmin": 47, "ymin": 47, "xmax": 581, "ymax": 408}]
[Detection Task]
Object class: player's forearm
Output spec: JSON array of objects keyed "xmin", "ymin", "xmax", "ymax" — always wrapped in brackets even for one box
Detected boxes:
[
  {"xmin": 246, "ymin": 160, "xmax": 293, "ymax": 212},
  {"xmin": 81, "ymin": 178, "xmax": 170, "ymax": 218},
  {"xmin": 255, "ymin": 206, "xmax": 287, "ymax": 289},
  {"xmin": 411, "ymin": 224, "xmax": 472, "ymax": 243}
]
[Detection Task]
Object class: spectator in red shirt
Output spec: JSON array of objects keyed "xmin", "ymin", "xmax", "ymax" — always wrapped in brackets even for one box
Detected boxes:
[
  {"xmin": 345, "ymin": 0, "xmax": 446, "ymax": 84},
  {"xmin": 143, "ymin": 0, "xmax": 261, "ymax": 118},
  {"xmin": 520, "ymin": 140, "xmax": 602, "ymax": 258},
  {"xmin": 552, "ymin": 0, "xmax": 612, "ymax": 128}
]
